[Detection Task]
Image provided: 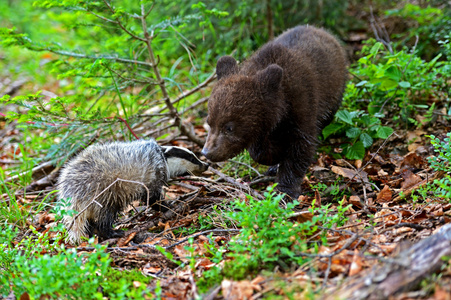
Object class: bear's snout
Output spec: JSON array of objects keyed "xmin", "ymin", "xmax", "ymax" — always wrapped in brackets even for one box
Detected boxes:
[{"xmin": 201, "ymin": 147, "xmax": 209, "ymax": 158}]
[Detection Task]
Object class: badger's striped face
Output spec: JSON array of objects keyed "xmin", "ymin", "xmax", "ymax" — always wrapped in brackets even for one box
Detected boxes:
[{"xmin": 161, "ymin": 146, "xmax": 209, "ymax": 177}]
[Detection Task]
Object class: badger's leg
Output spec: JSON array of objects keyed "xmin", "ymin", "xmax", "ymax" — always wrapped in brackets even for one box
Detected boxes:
[
  {"xmin": 64, "ymin": 212, "xmax": 90, "ymax": 244},
  {"xmin": 94, "ymin": 209, "xmax": 124, "ymax": 240}
]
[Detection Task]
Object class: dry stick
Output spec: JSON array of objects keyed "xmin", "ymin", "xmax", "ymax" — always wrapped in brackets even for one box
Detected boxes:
[
  {"xmin": 79, "ymin": 228, "xmax": 241, "ymax": 252},
  {"xmin": 249, "ymin": 176, "xmax": 276, "ymax": 186},
  {"xmin": 229, "ymin": 159, "xmax": 262, "ymax": 177},
  {"xmin": 159, "ymin": 72, "xmax": 216, "ymax": 113},
  {"xmin": 297, "ymin": 232, "xmax": 361, "ymax": 288},
  {"xmin": 140, "ymin": 4, "xmax": 204, "ymax": 147},
  {"xmin": 209, "ymin": 167, "xmax": 264, "ymax": 200},
  {"xmin": 0, "ymin": 159, "xmax": 20, "ymax": 164},
  {"xmin": 341, "ymin": 159, "xmax": 370, "ymax": 205},
  {"xmin": 163, "ymin": 228, "xmax": 240, "ymax": 250},
  {"xmin": 180, "ymin": 96, "xmax": 209, "ymax": 115},
  {"xmin": 369, "ymin": 6, "xmax": 393, "ymax": 54},
  {"xmin": 392, "ymin": 170, "xmax": 445, "ymax": 202},
  {"xmin": 5, "ymin": 160, "xmax": 54, "ymax": 183},
  {"xmin": 66, "ymin": 178, "xmax": 150, "ymax": 231}
]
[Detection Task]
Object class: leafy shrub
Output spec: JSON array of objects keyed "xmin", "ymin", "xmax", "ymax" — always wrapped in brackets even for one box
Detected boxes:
[
  {"xmin": 323, "ymin": 109, "xmax": 393, "ymax": 160},
  {"xmin": 347, "ymin": 40, "xmax": 448, "ymax": 124},
  {"xmin": 385, "ymin": 3, "xmax": 451, "ymax": 58}
]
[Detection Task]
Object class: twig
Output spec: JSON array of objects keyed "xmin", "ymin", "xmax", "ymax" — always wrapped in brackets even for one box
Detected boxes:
[
  {"xmin": 43, "ymin": 48, "xmax": 154, "ymax": 67},
  {"xmin": 229, "ymin": 159, "xmax": 262, "ymax": 177},
  {"xmin": 369, "ymin": 6, "xmax": 393, "ymax": 54},
  {"xmin": 159, "ymin": 72, "xmax": 216, "ymax": 113},
  {"xmin": 297, "ymin": 233, "xmax": 360, "ymax": 259},
  {"xmin": 180, "ymin": 96, "xmax": 209, "ymax": 115},
  {"xmin": 66, "ymin": 178, "xmax": 150, "ymax": 231},
  {"xmin": 164, "ymin": 228, "xmax": 240, "ymax": 250},
  {"xmin": 210, "ymin": 167, "xmax": 264, "ymax": 200},
  {"xmin": 249, "ymin": 176, "xmax": 275, "ymax": 186},
  {"xmin": 0, "ymin": 160, "xmax": 21, "ymax": 164},
  {"xmin": 5, "ymin": 161, "xmax": 54, "ymax": 183},
  {"xmin": 101, "ymin": 0, "xmax": 146, "ymax": 42}
]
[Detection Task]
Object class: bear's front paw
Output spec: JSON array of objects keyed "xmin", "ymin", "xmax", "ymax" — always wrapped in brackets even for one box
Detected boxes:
[{"xmin": 276, "ymin": 184, "xmax": 301, "ymax": 201}]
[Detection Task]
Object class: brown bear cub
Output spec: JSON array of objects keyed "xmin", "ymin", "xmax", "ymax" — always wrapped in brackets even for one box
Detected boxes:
[{"xmin": 202, "ymin": 25, "xmax": 348, "ymax": 198}]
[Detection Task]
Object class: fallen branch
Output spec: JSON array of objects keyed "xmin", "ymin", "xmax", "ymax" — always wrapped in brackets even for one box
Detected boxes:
[
  {"xmin": 210, "ymin": 167, "xmax": 264, "ymax": 200},
  {"xmin": 324, "ymin": 223, "xmax": 451, "ymax": 300}
]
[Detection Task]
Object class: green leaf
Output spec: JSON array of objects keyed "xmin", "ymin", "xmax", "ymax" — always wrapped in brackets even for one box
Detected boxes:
[
  {"xmin": 376, "ymin": 126, "xmax": 394, "ymax": 139},
  {"xmin": 398, "ymin": 81, "xmax": 411, "ymax": 88},
  {"xmin": 368, "ymin": 102, "xmax": 382, "ymax": 115},
  {"xmin": 384, "ymin": 66, "xmax": 402, "ymax": 81},
  {"xmin": 346, "ymin": 127, "xmax": 361, "ymax": 139},
  {"xmin": 322, "ymin": 123, "xmax": 345, "ymax": 139},
  {"xmin": 360, "ymin": 133, "xmax": 374, "ymax": 148},
  {"xmin": 379, "ymin": 78, "xmax": 398, "ymax": 90},
  {"xmin": 346, "ymin": 141, "xmax": 365, "ymax": 160},
  {"xmin": 335, "ymin": 110, "xmax": 353, "ymax": 125}
]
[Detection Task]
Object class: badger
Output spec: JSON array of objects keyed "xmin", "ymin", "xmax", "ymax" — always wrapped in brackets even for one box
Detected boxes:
[{"xmin": 57, "ymin": 139, "xmax": 209, "ymax": 244}]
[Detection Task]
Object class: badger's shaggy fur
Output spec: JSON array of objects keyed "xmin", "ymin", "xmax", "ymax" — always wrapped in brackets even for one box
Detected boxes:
[{"xmin": 58, "ymin": 139, "xmax": 208, "ymax": 244}]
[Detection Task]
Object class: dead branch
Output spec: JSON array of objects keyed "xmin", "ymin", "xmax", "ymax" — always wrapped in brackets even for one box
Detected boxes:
[
  {"xmin": 209, "ymin": 167, "xmax": 264, "ymax": 200},
  {"xmin": 324, "ymin": 223, "xmax": 451, "ymax": 300},
  {"xmin": 159, "ymin": 72, "xmax": 216, "ymax": 113}
]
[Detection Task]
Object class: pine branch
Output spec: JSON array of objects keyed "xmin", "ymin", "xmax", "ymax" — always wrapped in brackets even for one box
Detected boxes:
[{"xmin": 139, "ymin": 4, "xmax": 204, "ymax": 147}]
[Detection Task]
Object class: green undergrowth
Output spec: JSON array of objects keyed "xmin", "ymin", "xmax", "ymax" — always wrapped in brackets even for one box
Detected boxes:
[
  {"xmin": 399, "ymin": 132, "xmax": 451, "ymax": 205},
  {"xmin": 323, "ymin": 5, "xmax": 451, "ymax": 161},
  {"xmin": 428, "ymin": 133, "xmax": 451, "ymax": 199},
  {"xmin": 194, "ymin": 185, "xmax": 351, "ymax": 294},
  {"xmin": 0, "ymin": 224, "xmax": 157, "ymax": 299}
]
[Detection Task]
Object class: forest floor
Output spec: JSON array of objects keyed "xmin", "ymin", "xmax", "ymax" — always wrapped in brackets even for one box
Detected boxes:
[{"xmin": 1, "ymin": 73, "xmax": 451, "ymax": 299}]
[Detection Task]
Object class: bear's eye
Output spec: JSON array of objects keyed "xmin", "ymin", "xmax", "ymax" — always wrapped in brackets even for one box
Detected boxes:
[{"xmin": 223, "ymin": 123, "xmax": 234, "ymax": 134}]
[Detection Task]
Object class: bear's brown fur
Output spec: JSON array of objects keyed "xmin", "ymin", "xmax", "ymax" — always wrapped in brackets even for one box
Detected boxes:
[{"xmin": 202, "ymin": 25, "xmax": 348, "ymax": 198}]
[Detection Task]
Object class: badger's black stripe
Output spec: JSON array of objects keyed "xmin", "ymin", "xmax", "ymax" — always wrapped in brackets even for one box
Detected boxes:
[{"xmin": 164, "ymin": 147, "xmax": 202, "ymax": 166}]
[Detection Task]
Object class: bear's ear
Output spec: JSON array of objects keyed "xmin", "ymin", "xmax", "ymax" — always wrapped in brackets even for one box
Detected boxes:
[
  {"xmin": 216, "ymin": 56, "xmax": 238, "ymax": 80},
  {"xmin": 257, "ymin": 64, "xmax": 283, "ymax": 93}
]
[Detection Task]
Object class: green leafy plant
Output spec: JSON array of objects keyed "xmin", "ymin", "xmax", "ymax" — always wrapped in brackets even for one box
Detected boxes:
[
  {"xmin": 221, "ymin": 186, "xmax": 308, "ymax": 278},
  {"xmin": 428, "ymin": 133, "xmax": 451, "ymax": 198},
  {"xmin": 323, "ymin": 109, "xmax": 393, "ymax": 160},
  {"xmin": 385, "ymin": 4, "xmax": 451, "ymax": 58},
  {"xmin": 346, "ymin": 40, "xmax": 449, "ymax": 125},
  {"xmin": 0, "ymin": 224, "xmax": 154, "ymax": 299}
]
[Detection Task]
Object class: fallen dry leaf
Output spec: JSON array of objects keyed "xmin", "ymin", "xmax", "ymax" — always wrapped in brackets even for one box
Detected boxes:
[
  {"xmin": 348, "ymin": 249, "xmax": 363, "ymax": 276},
  {"xmin": 142, "ymin": 264, "xmax": 162, "ymax": 275},
  {"xmin": 400, "ymin": 169, "xmax": 423, "ymax": 190},
  {"xmin": 349, "ymin": 195, "xmax": 362, "ymax": 208},
  {"xmin": 375, "ymin": 208, "xmax": 399, "ymax": 225},
  {"xmin": 377, "ymin": 185, "xmax": 392, "ymax": 202},
  {"xmin": 331, "ymin": 165, "xmax": 370, "ymax": 188},
  {"xmin": 221, "ymin": 279, "xmax": 254, "ymax": 300},
  {"xmin": 117, "ymin": 231, "xmax": 137, "ymax": 247}
]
